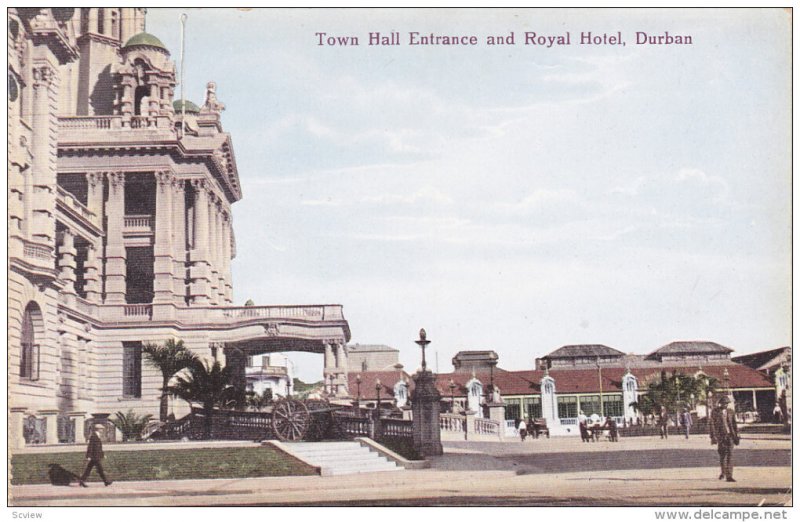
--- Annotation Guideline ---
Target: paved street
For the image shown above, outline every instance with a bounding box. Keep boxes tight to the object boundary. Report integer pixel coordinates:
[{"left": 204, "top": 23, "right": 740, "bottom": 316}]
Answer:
[{"left": 9, "top": 435, "right": 791, "bottom": 507}]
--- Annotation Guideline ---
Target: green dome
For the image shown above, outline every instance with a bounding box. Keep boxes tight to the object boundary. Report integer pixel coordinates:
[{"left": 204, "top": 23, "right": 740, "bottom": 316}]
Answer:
[
  {"left": 173, "top": 99, "right": 200, "bottom": 114},
  {"left": 122, "top": 32, "right": 168, "bottom": 52}
]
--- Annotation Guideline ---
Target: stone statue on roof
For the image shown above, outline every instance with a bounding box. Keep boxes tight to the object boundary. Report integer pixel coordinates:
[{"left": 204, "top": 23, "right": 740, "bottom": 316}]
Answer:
[{"left": 202, "top": 81, "right": 225, "bottom": 113}]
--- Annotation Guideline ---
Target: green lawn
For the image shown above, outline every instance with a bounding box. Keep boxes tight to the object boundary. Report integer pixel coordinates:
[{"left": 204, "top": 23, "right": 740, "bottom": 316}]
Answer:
[{"left": 11, "top": 446, "right": 318, "bottom": 485}]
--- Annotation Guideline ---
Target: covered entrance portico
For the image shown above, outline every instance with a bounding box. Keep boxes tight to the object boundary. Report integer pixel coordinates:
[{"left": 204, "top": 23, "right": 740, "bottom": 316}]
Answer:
[{"left": 207, "top": 305, "right": 351, "bottom": 397}]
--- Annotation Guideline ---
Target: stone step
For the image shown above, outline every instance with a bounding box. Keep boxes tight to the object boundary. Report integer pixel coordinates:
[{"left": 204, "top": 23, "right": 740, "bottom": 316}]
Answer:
[{"left": 282, "top": 441, "right": 402, "bottom": 475}]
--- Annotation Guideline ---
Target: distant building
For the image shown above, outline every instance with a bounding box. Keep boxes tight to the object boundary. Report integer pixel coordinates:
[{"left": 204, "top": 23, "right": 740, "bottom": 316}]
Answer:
[
  {"left": 451, "top": 350, "right": 499, "bottom": 373},
  {"left": 347, "top": 344, "right": 399, "bottom": 372},
  {"left": 246, "top": 353, "right": 294, "bottom": 398},
  {"left": 436, "top": 341, "right": 781, "bottom": 434}
]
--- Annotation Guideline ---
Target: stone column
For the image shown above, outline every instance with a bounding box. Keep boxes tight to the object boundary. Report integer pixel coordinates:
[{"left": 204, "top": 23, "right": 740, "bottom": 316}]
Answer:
[
  {"left": 215, "top": 205, "right": 226, "bottom": 303},
  {"left": 207, "top": 195, "right": 220, "bottom": 305},
  {"left": 40, "top": 409, "right": 60, "bottom": 445},
  {"left": 83, "top": 244, "right": 101, "bottom": 302},
  {"left": 221, "top": 212, "right": 232, "bottom": 303},
  {"left": 58, "top": 227, "right": 77, "bottom": 297},
  {"left": 411, "top": 369, "right": 443, "bottom": 456},
  {"left": 323, "top": 342, "right": 334, "bottom": 392},
  {"left": 30, "top": 63, "right": 59, "bottom": 247},
  {"left": 189, "top": 179, "right": 211, "bottom": 305},
  {"left": 9, "top": 408, "right": 27, "bottom": 449},
  {"left": 86, "top": 172, "right": 104, "bottom": 228},
  {"left": 153, "top": 170, "right": 174, "bottom": 305},
  {"left": 104, "top": 172, "right": 126, "bottom": 304},
  {"left": 172, "top": 178, "right": 186, "bottom": 304},
  {"left": 335, "top": 342, "right": 348, "bottom": 396}
]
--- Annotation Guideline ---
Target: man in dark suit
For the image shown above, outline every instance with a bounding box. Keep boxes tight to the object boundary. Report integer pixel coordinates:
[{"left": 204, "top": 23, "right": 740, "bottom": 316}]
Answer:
[
  {"left": 79, "top": 424, "right": 112, "bottom": 487},
  {"left": 709, "top": 395, "right": 739, "bottom": 482}
]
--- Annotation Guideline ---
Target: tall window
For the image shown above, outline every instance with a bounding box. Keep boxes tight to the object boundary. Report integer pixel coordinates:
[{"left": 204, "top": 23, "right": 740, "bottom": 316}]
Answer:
[
  {"left": 20, "top": 303, "right": 40, "bottom": 380},
  {"left": 603, "top": 394, "right": 624, "bottom": 417},
  {"left": 524, "top": 396, "right": 542, "bottom": 419},
  {"left": 505, "top": 398, "right": 521, "bottom": 420},
  {"left": 579, "top": 395, "right": 601, "bottom": 416},
  {"left": 557, "top": 396, "right": 577, "bottom": 418},
  {"left": 122, "top": 342, "right": 142, "bottom": 398}
]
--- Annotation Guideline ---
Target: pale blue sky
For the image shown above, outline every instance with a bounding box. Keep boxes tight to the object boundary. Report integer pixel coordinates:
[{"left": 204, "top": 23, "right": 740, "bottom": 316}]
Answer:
[{"left": 148, "top": 8, "right": 791, "bottom": 381}]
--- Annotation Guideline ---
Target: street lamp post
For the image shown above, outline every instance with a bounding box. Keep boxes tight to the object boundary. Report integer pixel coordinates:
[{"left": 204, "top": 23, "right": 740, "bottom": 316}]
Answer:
[
  {"left": 415, "top": 329, "right": 431, "bottom": 371},
  {"left": 596, "top": 356, "right": 605, "bottom": 418},
  {"left": 449, "top": 379, "right": 457, "bottom": 413},
  {"left": 355, "top": 374, "right": 362, "bottom": 414},
  {"left": 375, "top": 379, "right": 382, "bottom": 419}
]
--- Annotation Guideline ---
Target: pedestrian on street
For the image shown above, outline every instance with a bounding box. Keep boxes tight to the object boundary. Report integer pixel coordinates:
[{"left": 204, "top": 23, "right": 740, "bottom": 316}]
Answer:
[
  {"left": 577, "top": 410, "right": 590, "bottom": 442},
  {"left": 658, "top": 404, "right": 669, "bottom": 439},
  {"left": 79, "top": 424, "right": 113, "bottom": 487},
  {"left": 710, "top": 395, "right": 739, "bottom": 482},
  {"left": 518, "top": 418, "right": 527, "bottom": 441},
  {"left": 679, "top": 408, "right": 693, "bottom": 439},
  {"left": 773, "top": 403, "right": 783, "bottom": 424}
]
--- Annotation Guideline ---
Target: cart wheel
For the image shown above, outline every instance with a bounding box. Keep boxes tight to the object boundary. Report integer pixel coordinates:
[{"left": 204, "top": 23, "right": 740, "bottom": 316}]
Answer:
[{"left": 271, "top": 398, "right": 310, "bottom": 441}]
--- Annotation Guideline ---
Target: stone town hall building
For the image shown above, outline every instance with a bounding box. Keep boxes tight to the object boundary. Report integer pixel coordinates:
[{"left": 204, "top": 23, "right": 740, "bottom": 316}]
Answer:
[{"left": 8, "top": 8, "right": 351, "bottom": 447}]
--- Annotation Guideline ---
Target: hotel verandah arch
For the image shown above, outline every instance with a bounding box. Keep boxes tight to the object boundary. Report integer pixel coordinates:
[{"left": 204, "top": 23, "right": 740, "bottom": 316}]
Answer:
[{"left": 8, "top": 8, "right": 350, "bottom": 447}]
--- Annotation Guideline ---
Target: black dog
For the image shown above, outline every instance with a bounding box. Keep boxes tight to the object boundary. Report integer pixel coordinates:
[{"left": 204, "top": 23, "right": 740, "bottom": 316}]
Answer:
[{"left": 47, "top": 464, "right": 82, "bottom": 486}]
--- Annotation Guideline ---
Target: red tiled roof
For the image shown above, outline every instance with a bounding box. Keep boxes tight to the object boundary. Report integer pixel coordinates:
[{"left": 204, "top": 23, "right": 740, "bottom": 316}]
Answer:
[
  {"left": 434, "top": 363, "right": 773, "bottom": 397},
  {"left": 347, "top": 370, "right": 412, "bottom": 400}
]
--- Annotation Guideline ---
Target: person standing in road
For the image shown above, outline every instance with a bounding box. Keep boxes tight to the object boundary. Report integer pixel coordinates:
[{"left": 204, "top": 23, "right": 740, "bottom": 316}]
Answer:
[
  {"left": 79, "top": 424, "right": 113, "bottom": 487},
  {"left": 710, "top": 395, "right": 739, "bottom": 482},
  {"left": 518, "top": 418, "right": 527, "bottom": 441},
  {"left": 679, "top": 408, "right": 693, "bottom": 439},
  {"left": 658, "top": 404, "right": 669, "bottom": 439}
]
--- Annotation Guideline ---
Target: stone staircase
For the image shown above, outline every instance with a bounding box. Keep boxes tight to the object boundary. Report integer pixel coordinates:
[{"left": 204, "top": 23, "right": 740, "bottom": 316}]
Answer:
[{"left": 282, "top": 441, "right": 404, "bottom": 476}]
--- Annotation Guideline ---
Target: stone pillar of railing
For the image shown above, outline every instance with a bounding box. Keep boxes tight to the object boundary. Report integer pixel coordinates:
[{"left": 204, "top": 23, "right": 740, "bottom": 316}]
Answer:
[
  {"left": 58, "top": 227, "right": 77, "bottom": 301},
  {"left": 189, "top": 179, "right": 211, "bottom": 305},
  {"left": 9, "top": 408, "right": 27, "bottom": 449},
  {"left": 411, "top": 369, "right": 443, "bottom": 456},
  {"left": 68, "top": 411, "right": 87, "bottom": 443},
  {"left": 171, "top": 177, "right": 186, "bottom": 305},
  {"left": 40, "top": 409, "right": 60, "bottom": 445},
  {"left": 86, "top": 172, "right": 104, "bottom": 228},
  {"left": 104, "top": 172, "right": 127, "bottom": 304},
  {"left": 153, "top": 171, "right": 175, "bottom": 312}
]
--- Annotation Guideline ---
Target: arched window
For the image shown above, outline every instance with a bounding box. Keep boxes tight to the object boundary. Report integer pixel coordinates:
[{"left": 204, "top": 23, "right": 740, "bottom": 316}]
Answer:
[{"left": 20, "top": 303, "right": 41, "bottom": 380}]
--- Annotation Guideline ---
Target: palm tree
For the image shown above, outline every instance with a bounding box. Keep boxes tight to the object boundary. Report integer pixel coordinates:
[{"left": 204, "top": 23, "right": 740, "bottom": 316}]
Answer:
[
  {"left": 109, "top": 409, "right": 154, "bottom": 441},
  {"left": 169, "top": 359, "right": 239, "bottom": 439},
  {"left": 142, "top": 339, "right": 198, "bottom": 422}
]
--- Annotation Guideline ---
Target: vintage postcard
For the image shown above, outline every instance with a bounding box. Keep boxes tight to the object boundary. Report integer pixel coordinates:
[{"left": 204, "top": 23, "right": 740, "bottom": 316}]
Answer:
[{"left": 6, "top": 7, "right": 791, "bottom": 512}]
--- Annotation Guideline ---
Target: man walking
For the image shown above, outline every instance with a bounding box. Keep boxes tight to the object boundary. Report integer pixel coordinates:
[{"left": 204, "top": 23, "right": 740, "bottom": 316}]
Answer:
[
  {"left": 79, "top": 424, "right": 112, "bottom": 487},
  {"left": 710, "top": 396, "right": 739, "bottom": 482}
]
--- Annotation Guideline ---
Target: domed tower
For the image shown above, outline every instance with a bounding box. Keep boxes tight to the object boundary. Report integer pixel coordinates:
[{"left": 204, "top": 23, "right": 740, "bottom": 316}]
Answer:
[
  {"left": 72, "top": 8, "right": 146, "bottom": 115},
  {"left": 114, "top": 32, "right": 176, "bottom": 127}
]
